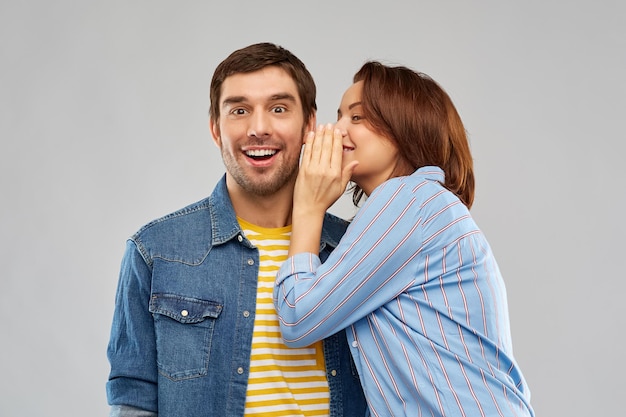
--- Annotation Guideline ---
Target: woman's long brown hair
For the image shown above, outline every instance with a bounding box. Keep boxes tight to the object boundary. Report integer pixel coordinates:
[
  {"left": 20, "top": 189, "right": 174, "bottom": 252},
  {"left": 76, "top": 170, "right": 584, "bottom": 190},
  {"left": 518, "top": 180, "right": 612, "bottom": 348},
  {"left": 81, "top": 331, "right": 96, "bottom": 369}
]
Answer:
[{"left": 351, "top": 61, "right": 475, "bottom": 209}]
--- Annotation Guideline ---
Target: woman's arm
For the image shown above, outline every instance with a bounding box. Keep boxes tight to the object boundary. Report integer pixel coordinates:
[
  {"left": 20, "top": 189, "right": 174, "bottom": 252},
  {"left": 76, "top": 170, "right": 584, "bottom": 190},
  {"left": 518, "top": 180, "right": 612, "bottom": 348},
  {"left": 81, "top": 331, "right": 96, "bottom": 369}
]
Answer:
[
  {"left": 289, "top": 124, "right": 358, "bottom": 256},
  {"left": 275, "top": 176, "right": 423, "bottom": 347}
]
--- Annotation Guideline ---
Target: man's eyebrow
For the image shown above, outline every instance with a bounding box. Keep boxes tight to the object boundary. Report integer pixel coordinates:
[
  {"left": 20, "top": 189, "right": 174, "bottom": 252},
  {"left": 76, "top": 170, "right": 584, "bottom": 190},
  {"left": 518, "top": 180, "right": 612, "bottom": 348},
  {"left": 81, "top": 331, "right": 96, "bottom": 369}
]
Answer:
[
  {"left": 221, "top": 96, "right": 246, "bottom": 108},
  {"left": 269, "top": 93, "right": 297, "bottom": 103},
  {"left": 221, "top": 93, "right": 297, "bottom": 108}
]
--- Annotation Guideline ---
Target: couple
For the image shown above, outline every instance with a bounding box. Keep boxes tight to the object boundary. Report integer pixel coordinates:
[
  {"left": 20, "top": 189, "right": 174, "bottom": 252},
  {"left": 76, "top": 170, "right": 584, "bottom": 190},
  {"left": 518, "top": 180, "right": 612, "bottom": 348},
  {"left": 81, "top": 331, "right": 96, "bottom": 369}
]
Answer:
[{"left": 107, "top": 42, "right": 534, "bottom": 417}]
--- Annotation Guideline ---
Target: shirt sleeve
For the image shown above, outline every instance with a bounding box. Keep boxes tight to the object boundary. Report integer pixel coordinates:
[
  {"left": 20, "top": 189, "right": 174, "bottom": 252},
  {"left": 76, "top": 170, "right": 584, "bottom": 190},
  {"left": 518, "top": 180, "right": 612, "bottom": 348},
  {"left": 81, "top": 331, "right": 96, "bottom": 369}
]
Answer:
[
  {"left": 106, "top": 240, "right": 158, "bottom": 412},
  {"left": 110, "top": 405, "right": 158, "bottom": 417},
  {"left": 274, "top": 180, "right": 423, "bottom": 347}
]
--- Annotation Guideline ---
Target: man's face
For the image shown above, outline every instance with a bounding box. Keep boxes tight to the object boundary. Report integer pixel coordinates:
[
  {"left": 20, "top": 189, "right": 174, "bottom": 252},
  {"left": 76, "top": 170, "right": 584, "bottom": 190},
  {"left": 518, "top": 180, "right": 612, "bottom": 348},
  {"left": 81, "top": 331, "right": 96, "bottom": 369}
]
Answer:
[{"left": 211, "top": 66, "right": 314, "bottom": 197}]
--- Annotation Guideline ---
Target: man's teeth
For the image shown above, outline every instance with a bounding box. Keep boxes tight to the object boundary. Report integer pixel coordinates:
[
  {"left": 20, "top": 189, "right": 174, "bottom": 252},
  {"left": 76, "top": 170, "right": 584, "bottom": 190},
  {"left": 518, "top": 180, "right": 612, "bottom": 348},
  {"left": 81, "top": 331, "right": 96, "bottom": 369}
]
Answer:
[{"left": 246, "top": 149, "right": 277, "bottom": 157}]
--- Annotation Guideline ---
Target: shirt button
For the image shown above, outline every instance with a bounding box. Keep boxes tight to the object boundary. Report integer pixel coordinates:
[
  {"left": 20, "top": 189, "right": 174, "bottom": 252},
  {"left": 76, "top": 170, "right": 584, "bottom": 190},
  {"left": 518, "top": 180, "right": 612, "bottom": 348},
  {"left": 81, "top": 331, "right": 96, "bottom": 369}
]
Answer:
[
  {"left": 237, "top": 367, "right": 244, "bottom": 375},
  {"left": 330, "top": 370, "right": 337, "bottom": 377},
  {"left": 243, "top": 310, "right": 250, "bottom": 318},
  {"left": 238, "top": 235, "right": 243, "bottom": 242},
  {"left": 181, "top": 310, "right": 189, "bottom": 317},
  {"left": 247, "top": 259, "right": 254, "bottom": 266},
  {"left": 351, "top": 341, "right": 358, "bottom": 348}
]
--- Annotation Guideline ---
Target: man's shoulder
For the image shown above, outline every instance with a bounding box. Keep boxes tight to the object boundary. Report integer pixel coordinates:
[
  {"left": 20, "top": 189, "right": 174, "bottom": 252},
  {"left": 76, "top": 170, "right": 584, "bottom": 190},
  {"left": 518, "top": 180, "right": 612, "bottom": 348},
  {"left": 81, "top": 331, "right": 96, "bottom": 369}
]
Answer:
[
  {"left": 131, "top": 176, "right": 230, "bottom": 240},
  {"left": 133, "top": 196, "right": 213, "bottom": 239},
  {"left": 128, "top": 196, "right": 219, "bottom": 264},
  {"left": 323, "top": 211, "right": 350, "bottom": 227},
  {"left": 321, "top": 212, "right": 350, "bottom": 247}
]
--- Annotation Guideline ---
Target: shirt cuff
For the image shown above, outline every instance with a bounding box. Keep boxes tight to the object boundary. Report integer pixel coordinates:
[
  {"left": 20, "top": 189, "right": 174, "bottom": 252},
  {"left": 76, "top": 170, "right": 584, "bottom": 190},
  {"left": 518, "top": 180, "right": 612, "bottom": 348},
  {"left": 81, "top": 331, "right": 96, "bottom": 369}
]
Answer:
[{"left": 110, "top": 405, "right": 157, "bottom": 417}]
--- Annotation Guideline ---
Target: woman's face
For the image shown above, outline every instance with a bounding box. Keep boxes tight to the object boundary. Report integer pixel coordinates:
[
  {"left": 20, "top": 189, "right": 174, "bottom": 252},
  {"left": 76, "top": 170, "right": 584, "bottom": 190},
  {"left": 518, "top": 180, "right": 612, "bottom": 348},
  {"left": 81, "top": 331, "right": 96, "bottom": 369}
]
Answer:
[{"left": 336, "top": 81, "right": 400, "bottom": 196}]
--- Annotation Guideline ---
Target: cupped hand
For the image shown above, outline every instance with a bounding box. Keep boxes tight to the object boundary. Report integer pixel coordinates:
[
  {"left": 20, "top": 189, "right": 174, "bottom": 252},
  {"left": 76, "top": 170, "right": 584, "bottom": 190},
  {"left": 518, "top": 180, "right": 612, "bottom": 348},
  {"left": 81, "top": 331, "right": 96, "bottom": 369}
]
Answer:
[{"left": 293, "top": 124, "right": 359, "bottom": 216}]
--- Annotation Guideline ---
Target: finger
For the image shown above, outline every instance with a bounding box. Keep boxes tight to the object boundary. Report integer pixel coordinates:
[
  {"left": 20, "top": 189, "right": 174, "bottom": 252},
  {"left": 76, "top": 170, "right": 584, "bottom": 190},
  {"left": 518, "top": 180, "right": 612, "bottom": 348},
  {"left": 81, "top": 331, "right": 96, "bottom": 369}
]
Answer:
[
  {"left": 342, "top": 160, "right": 359, "bottom": 186},
  {"left": 330, "top": 127, "right": 343, "bottom": 171},
  {"left": 300, "top": 130, "right": 315, "bottom": 168},
  {"left": 317, "top": 123, "right": 333, "bottom": 166},
  {"left": 309, "top": 124, "right": 325, "bottom": 164}
]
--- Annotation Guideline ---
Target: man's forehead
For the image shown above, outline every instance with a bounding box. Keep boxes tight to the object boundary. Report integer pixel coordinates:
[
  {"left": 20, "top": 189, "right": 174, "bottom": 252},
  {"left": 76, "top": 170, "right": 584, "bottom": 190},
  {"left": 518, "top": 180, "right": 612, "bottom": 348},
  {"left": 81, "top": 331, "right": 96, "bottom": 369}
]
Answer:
[{"left": 220, "top": 67, "right": 300, "bottom": 104}]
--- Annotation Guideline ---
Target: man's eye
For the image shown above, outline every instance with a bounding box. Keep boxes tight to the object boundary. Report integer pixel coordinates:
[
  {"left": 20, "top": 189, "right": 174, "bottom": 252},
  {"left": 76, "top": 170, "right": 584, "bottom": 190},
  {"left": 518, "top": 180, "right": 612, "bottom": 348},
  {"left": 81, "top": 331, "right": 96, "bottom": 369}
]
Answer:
[
  {"left": 272, "top": 106, "right": 287, "bottom": 114},
  {"left": 231, "top": 108, "right": 247, "bottom": 115}
]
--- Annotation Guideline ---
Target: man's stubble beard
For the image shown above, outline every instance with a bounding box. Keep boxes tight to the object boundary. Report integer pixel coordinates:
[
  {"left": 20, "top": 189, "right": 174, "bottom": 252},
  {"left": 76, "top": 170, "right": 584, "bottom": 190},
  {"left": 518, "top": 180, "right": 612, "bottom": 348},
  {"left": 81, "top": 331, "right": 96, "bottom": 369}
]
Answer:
[{"left": 221, "top": 146, "right": 301, "bottom": 197}]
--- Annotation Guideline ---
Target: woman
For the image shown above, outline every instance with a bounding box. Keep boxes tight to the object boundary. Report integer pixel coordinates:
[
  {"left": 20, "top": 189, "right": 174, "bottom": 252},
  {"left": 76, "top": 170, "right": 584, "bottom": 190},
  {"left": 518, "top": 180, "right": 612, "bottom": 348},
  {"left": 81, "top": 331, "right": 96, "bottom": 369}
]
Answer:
[{"left": 273, "top": 61, "right": 534, "bottom": 416}]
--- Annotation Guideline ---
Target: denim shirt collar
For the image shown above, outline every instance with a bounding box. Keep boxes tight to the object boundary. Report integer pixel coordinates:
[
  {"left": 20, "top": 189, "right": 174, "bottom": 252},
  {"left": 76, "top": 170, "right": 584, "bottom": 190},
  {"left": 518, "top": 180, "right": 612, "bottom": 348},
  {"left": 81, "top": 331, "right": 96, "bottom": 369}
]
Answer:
[
  {"left": 208, "top": 175, "right": 244, "bottom": 245},
  {"left": 207, "top": 175, "right": 343, "bottom": 251}
]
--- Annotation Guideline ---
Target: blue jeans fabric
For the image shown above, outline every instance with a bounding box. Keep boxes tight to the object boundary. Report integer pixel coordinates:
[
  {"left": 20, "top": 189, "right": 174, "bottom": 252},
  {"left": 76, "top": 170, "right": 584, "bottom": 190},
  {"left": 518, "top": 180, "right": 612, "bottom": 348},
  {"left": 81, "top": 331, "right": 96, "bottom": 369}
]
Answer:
[{"left": 106, "top": 175, "right": 366, "bottom": 417}]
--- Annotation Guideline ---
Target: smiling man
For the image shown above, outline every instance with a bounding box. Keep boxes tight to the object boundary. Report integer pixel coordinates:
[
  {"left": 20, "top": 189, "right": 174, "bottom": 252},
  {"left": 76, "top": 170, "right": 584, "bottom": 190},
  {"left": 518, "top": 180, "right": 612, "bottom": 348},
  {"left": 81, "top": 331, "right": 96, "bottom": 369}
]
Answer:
[
  {"left": 212, "top": 65, "right": 307, "bottom": 210},
  {"left": 106, "top": 43, "right": 365, "bottom": 417}
]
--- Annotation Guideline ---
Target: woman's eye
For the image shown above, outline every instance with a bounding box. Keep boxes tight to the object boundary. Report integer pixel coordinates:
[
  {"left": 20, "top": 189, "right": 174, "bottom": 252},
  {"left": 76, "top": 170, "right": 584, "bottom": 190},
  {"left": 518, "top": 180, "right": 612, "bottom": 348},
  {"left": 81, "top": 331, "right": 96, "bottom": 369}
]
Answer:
[{"left": 352, "top": 114, "right": 363, "bottom": 122}]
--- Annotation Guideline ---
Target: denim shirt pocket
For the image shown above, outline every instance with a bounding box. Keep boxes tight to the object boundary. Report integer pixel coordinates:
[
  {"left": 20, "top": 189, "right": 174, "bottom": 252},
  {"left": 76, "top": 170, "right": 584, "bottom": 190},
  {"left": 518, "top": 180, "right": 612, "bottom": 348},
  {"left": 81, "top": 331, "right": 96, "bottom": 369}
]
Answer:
[{"left": 149, "top": 293, "right": 223, "bottom": 381}]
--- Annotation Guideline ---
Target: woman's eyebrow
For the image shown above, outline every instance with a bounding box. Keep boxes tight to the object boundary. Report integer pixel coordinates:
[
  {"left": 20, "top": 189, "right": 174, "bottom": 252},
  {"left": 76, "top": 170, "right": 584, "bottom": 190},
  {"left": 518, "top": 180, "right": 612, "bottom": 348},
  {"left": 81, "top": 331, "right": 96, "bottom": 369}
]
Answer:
[
  {"left": 348, "top": 101, "right": 362, "bottom": 110},
  {"left": 338, "top": 101, "right": 363, "bottom": 116}
]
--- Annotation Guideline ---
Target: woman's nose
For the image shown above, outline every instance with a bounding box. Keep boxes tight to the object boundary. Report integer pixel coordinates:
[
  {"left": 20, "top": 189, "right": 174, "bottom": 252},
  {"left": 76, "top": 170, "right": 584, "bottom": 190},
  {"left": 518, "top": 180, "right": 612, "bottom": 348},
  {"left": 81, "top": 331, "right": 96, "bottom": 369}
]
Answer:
[{"left": 334, "top": 118, "right": 348, "bottom": 136}]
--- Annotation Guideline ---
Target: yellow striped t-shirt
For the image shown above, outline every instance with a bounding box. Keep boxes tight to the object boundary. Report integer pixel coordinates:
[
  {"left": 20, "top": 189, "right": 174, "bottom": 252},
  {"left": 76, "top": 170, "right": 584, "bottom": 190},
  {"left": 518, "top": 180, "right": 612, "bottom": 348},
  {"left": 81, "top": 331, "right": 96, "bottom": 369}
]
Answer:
[{"left": 239, "top": 218, "right": 330, "bottom": 417}]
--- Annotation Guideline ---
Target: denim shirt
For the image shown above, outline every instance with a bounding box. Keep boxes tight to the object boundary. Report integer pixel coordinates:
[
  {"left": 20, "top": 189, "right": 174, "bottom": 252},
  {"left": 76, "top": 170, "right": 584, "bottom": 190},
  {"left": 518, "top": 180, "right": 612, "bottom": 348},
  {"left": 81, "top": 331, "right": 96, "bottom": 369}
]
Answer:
[{"left": 106, "top": 176, "right": 366, "bottom": 417}]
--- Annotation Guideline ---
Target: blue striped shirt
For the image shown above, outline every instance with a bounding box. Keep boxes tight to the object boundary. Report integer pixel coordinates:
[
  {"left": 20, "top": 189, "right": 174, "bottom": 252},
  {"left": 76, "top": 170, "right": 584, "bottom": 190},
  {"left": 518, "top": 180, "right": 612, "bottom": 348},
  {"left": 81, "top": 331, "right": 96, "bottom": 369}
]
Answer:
[{"left": 274, "top": 167, "right": 534, "bottom": 417}]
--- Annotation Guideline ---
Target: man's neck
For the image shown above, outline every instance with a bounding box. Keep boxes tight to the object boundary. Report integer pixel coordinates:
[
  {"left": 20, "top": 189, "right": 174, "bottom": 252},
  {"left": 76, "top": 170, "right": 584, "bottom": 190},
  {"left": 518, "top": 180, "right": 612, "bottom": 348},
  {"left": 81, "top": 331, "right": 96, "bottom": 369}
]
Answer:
[{"left": 227, "top": 179, "right": 294, "bottom": 229}]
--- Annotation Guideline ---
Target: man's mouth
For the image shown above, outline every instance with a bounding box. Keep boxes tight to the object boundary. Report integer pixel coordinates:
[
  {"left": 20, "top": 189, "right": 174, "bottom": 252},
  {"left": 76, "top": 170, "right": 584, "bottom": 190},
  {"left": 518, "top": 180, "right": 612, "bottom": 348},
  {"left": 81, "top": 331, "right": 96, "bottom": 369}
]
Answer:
[{"left": 245, "top": 149, "right": 277, "bottom": 160}]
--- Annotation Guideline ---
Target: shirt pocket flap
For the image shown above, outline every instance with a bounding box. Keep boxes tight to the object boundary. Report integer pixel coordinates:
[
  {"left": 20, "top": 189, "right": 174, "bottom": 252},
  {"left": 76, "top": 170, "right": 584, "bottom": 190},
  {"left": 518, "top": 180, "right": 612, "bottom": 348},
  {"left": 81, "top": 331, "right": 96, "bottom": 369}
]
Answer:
[{"left": 149, "top": 294, "right": 223, "bottom": 324}]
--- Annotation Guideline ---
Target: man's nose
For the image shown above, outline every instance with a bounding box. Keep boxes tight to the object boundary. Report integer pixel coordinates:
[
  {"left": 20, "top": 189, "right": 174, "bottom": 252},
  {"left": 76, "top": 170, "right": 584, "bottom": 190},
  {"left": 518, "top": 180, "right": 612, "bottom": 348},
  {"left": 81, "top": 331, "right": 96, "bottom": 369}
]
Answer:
[{"left": 247, "top": 111, "right": 271, "bottom": 138}]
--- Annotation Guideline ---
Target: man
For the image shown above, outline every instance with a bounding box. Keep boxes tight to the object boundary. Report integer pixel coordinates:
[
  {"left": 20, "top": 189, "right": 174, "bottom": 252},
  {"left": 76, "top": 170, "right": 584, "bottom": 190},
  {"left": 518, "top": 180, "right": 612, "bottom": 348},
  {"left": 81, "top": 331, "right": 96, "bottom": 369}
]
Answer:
[{"left": 106, "top": 43, "right": 366, "bottom": 417}]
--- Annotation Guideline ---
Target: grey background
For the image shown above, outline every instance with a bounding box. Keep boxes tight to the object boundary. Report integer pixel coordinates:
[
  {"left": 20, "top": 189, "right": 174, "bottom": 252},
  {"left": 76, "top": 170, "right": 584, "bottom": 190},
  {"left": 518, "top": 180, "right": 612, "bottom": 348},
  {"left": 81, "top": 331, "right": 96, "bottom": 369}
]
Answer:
[{"left": 1, "top": 1, "right": 624, "bottom": 416}]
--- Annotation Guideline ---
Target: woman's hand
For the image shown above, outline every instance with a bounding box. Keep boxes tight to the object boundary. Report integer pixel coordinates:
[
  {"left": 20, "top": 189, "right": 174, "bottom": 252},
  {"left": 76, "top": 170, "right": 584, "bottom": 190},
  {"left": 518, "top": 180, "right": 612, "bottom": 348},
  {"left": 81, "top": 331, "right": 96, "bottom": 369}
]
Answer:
[
  {"left": 294, "top": 124, "right": 359, "bottom": 217},
  {"left": 288, "top": 124, "right": 358, "bottom": 257}
]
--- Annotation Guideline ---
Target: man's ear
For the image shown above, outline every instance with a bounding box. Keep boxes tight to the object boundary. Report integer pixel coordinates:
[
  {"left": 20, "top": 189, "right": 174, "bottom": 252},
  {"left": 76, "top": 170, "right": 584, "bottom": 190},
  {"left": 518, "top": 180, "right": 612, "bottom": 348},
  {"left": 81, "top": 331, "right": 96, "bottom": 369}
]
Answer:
[
  {"left": 209, "top": 118, "right": 221, "bottom": 147},
  {"left": 305, "top": 111, "right": 316, "bottom": 137}
]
